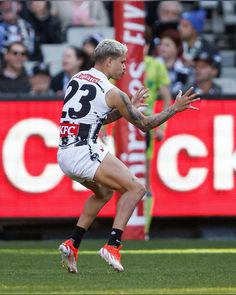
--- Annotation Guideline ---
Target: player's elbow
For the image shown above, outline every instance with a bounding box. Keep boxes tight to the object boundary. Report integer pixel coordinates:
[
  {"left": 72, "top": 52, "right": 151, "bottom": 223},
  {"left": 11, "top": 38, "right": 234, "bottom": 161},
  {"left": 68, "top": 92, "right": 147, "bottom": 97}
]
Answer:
[
  {"left": 133, "top": 122, "right": 147, "bottom": 132},
  {"left": 139, "top": 125, "right": 148, "bottom": 132},
  {"left": 137, "top": 119, "right": 149, "bottom": 132}
]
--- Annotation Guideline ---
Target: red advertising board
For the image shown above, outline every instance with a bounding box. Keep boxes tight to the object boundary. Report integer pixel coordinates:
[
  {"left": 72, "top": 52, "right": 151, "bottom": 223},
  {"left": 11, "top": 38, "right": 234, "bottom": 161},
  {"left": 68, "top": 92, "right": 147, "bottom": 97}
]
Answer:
[
  {"left": 0, "top": 100, "right": 116, "bottom": 217},
  {"left": 0, "top": 99, "right": 236, "bottom": 218},
  {"left": 151, "top": 99, "right": 236, "bottom": 216}
]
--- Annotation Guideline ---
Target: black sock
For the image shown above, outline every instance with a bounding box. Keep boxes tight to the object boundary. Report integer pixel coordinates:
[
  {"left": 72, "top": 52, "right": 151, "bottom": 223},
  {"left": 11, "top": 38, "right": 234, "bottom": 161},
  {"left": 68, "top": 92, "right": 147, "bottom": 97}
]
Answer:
[
  {"left": 107, "top": 228, "right": 123, "bottom": 248},
  {"left": 70, "top": 226, "right": 86, "bottom": 249}
]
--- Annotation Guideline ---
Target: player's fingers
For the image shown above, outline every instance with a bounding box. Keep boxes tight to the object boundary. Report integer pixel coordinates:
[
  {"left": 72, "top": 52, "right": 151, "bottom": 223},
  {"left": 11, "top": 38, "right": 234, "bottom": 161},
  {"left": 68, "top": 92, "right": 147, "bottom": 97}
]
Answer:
[
  {"left": 137, "top": 86, "right": 145, "bottom": 94},
  {"left": 188, "top": 105, "right": 199, "bottom": 110},
  {"left": 134, "top": 87, "right": 147, "bottom": 99},
  {"left": 183, "top": 86, "right": 194, "bottom": 97},
  {"left": 140, "top": 88, "right": 149, "bottom": 97},
  {"left": 133, "top": 87, "right": 143, "bottom": 98},
  {"left": 190, "top": 97, "right": 201, "bottom": 103},
  {"left": 189, "top": 92, "right": 200, "bottom": 100},
  {"left": 176, "top": 89, "right": 182, "bottom": 99},
  {"left": 143, "top": 94, "right": 149, "bottom": 99}
]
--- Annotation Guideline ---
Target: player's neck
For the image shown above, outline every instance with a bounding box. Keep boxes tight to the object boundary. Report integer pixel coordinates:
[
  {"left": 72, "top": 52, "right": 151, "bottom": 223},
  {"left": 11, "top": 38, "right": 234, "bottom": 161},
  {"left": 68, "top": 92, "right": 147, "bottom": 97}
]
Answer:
[{"left": 94, "top": 64, "right": 110, "bottom": 79}]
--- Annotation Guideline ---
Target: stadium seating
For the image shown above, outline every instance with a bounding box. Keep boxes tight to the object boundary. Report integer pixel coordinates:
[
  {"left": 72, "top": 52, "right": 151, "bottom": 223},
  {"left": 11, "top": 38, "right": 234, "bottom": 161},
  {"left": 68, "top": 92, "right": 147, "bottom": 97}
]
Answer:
[
  {"left": 222, "top": 1, "right": 236, "bottom": 25},
  {"left": 39, "top": 27, "right": 115, "bottom": 75},
  {"left": 41, "top": 43, "right": 69, "bottom": 75},
  {"left": 214, "top": 77, "right": 236, "bottom": 94},
  {"left": 221, "top": 67, "right": 236, "bottom": 79},
  {"left": 66, "top": 26, "right": 114, "bottom": 47},
  {"left": 220, "top": 50, "right": 235, "bottom": 67},
  {"left": 37, "top": 12, "right": 236, "bottom": 91}
]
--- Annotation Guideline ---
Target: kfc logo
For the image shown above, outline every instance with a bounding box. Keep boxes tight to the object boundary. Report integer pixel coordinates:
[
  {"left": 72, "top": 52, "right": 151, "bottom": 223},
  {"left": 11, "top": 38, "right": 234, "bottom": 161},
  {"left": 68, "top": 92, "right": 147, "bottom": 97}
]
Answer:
[{"left": 60, "top": 123, "right": 79, "bottom": 137}]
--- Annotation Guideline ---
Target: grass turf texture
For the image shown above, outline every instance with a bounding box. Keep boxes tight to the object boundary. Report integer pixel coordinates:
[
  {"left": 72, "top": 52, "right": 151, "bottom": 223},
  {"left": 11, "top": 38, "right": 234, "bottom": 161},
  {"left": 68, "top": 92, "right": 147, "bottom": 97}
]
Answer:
[{"left": 0, "top": 239, "right": 236, "bottom": 294}]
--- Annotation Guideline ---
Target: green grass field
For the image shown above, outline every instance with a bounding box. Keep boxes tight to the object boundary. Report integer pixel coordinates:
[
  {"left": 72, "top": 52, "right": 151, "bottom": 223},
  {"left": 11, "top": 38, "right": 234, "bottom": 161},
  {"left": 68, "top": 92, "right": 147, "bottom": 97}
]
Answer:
[{"left": 1, "top": 239, "right": 236, "bottom": 294}]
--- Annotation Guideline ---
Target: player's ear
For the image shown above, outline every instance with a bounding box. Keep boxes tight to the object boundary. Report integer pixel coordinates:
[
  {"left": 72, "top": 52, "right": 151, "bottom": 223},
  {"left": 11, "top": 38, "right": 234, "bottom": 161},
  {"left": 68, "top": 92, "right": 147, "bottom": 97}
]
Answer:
[{"left": 107, "top": 57, "right": 113, "bottom": 67}]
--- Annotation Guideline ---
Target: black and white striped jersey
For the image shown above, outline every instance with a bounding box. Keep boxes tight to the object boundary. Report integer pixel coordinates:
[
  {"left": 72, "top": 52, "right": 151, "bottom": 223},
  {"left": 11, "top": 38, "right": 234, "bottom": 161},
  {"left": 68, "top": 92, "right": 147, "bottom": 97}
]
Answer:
[{"left": 59, "top": 67, "right": 115, "bottom": 149}]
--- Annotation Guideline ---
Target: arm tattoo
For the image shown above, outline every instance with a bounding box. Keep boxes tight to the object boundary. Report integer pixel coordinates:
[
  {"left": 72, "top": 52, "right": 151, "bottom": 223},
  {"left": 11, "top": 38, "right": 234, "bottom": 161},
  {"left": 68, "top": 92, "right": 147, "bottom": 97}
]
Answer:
[
  {"left": 144, "top": 106, "right": 176, "bottom": 130},
  {"left": 118, "top": 91, "right": 177, "bottom": 132},
  {"left": 119, "top": 91, "right": 143, "bottom": 122},
  {"left": 103, "top": 109, "right": 122, "bottom": 125}
]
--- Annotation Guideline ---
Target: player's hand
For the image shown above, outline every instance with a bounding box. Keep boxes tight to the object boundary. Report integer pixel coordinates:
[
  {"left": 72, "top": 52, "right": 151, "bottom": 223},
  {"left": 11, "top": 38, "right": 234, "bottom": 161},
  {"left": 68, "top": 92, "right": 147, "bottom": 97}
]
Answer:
[
  {"left": 131, "top": 86, "right": 149, "bottom": 108},
  {"left": 173, "top": 87, "right": 200, "bottom": 112}
]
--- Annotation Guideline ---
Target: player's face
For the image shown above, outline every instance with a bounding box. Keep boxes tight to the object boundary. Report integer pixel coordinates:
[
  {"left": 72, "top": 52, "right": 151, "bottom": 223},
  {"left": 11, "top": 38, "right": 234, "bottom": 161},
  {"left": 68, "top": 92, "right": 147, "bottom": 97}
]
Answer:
[{"left": 109, "top": 55, "right": 126, "bottom": 80}]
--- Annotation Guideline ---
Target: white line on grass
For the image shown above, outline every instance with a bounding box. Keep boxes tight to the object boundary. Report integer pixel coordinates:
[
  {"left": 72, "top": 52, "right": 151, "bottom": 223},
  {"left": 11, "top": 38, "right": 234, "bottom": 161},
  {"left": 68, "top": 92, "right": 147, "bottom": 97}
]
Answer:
[
  {"left": 1, "top": 248, "right": 236, "bottom": 255},
  {"left": 2, "top": 287, "right": 236, "bottom": 294}
]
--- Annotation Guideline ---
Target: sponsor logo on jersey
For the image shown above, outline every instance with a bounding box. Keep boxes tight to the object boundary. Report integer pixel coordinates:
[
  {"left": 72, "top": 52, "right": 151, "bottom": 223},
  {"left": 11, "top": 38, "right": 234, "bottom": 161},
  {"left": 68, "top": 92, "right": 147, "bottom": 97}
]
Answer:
[
  {"left": 90, "top": 153, "right": 99, "bottom": 161},
  {"left": 76, "top": 73, "right": 101, "bottom": 84},
  {"left": 60, "top": 122, "right": 79, "bottom": 137}
]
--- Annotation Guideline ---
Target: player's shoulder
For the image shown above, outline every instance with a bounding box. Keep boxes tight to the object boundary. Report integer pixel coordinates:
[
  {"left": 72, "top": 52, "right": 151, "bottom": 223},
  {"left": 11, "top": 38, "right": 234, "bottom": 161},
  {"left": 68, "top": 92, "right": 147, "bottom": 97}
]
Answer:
[
  {"left": 106, "top": 85, "right": 120, "bottom": 97},
  {"left": 107, "top": 87, "right": 129, "bottom": 107},
  {"left": 105, "top": 86, "right": 126, "bottom": 108}
]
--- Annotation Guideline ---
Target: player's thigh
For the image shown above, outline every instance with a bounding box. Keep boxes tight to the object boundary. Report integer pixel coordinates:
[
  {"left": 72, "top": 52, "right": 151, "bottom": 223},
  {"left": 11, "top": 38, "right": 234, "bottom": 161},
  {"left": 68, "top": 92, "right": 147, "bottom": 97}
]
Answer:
[
  {"left": 94, "top": 152, "right": 145, "bottom": 193},
  {"left": 81, "top": 180, "right": 113, "bottom": 201}
]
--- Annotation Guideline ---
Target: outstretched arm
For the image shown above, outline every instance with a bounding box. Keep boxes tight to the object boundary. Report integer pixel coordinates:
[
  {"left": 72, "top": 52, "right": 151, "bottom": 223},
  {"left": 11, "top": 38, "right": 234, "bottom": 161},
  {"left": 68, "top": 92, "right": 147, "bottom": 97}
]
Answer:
[
  {"left": 106, "top": 87, "right": 200, "bottom": 132},
  {"left": 102, "top": 108, "right": 122, "bottom": 125},
  {"left": 103, "top": 87, "right": 149, "bottom": 125}
]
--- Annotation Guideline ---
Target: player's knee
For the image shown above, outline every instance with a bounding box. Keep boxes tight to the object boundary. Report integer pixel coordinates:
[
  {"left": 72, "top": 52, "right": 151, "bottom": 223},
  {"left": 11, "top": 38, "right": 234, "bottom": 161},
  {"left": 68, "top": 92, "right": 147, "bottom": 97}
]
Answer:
[
  {"left": 102, "top": 188, "right": 113, "bottom": 202},
  {"left": 132, "top": 181, "right": 147, "bottom": 200},
  {"left": 96, "top": 187, "right": 113, "bottom": 202}
]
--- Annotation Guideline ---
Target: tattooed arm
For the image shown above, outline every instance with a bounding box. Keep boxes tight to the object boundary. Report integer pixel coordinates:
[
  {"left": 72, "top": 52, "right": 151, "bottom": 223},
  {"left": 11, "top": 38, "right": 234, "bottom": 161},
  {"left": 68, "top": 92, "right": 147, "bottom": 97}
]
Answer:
[
  {"left": 117, "top": 90, "right": 177, "bottom": 132},
  {"left": 103, "top": 87, "right": 149, "bottom": 125},
  {"left": 105, "top": 87, "right": 200, "bottom": 132},
  {"left": 102, "top": 108, "right": 122, "bottom": 125}
]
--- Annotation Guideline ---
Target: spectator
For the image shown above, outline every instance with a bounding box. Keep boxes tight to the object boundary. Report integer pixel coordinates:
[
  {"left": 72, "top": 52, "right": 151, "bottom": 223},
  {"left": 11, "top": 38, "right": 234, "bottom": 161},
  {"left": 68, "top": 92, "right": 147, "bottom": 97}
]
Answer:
[
  {"left": 179, "top": 9, "right": 213, "bottom": 65},
  {"left": 82, "top": 33, "right": 104, "bottom": 58},
  {"left": 156, "top": 29, "right": 190, "bottom": 96},
  {"left": 30, "top": 62, "right": 53, "bottom": 95},
  {"left": 50, "top": 46, "right": 91, "bottom": 95},
  {"left": 148, "top": 2, "right": 183, "bottom": 61},
  {"left": 157, "top": 1, "right": 183, "bottom": 23},
  {"left": 21, "top": 1, "right": 63, "bottom": 51},
  {"left": 0, "top": 1, "right": 36, "bottom": 60},
  {"left": 189, "top": 49, "right": 222, "bottom": 95},
  {"left": 0, "top": 41, "right": 31, "bottom": 93},
  {"left": 145, "top": 1, "right": 183, "bottom": 28},
  {"left": 51, "top": 0, "right": 109, "bottom": 32}
]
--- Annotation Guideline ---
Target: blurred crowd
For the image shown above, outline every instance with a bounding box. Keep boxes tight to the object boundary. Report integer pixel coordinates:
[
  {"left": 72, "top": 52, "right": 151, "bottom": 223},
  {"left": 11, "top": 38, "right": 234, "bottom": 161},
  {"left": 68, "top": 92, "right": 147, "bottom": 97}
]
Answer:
[{"left": 0, "top": 0, "right": 230, "bottom": 97}]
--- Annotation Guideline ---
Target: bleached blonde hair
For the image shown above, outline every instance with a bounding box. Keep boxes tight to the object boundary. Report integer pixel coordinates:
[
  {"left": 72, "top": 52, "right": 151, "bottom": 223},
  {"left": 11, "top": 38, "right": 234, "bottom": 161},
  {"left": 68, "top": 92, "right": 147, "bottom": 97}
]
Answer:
[{"left": 94, "top": 39, "right": 127, "bottom": 63}]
